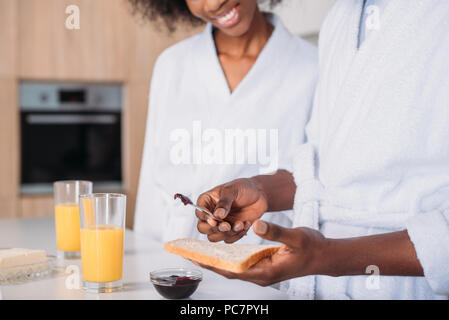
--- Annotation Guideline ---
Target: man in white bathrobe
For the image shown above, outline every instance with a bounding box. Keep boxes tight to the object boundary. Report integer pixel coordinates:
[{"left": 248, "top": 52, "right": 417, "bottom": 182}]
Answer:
[{"left": 196, "top": 0, "right": 449, "bottom": 299}]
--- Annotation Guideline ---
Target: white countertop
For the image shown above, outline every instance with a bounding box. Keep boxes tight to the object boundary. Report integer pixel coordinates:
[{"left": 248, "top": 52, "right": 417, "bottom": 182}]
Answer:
[{"left": 0, "top": 217, "right": 289, "bottom": 300}]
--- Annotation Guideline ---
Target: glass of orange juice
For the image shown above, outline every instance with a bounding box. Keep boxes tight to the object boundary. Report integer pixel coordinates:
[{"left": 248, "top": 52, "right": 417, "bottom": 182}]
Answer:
[
  {"left": 53, "top": 180, "right": 93, "bottom": 259},
  {"left": 79, "top": 193, "right": 126, "bottom": 293}
]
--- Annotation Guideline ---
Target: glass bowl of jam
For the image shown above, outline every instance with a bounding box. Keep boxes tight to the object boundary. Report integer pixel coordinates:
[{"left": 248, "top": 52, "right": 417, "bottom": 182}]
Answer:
[{"left": 150, "top": 268, "right": 202, "bottom": 299}]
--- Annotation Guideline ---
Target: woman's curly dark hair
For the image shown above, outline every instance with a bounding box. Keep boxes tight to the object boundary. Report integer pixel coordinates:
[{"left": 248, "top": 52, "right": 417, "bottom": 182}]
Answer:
[{"left": 129, "top": 0, "right": 282, "bottom": 31}]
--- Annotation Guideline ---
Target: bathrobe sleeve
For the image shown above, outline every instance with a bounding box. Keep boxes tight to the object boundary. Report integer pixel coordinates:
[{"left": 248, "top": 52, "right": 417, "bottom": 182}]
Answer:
[{"left": 406, "top": 210, "right": 449, "bottom": 294}]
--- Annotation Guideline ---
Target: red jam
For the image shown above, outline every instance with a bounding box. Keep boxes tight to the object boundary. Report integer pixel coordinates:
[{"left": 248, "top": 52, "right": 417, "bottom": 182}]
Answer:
[
  {"left": 153, "top": 275, "right": 201, "bottom": 299},
  {"left": 174, "top": 193, "right": 193, "bottom": 206}
]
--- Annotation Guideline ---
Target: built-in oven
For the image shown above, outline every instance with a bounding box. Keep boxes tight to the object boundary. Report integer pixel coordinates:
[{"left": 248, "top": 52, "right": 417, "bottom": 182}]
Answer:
[{"left": 19, "top": 82, "right": 123, "bottom": 194}]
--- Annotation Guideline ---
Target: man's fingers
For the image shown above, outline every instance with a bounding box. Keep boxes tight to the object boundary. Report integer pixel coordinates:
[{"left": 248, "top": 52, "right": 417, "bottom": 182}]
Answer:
[
  {"left": 195, "top": 208, "right": 208, "bottom": 221},
  {"left": 194, "top": 262, "right": 238, "bottom": 279},
  {"left": 216, "top": 220, "right": 245, "bottom": 234},
  {"left": 195, "top": 261, "right": 264, "bottom": 282},
  {"left": 195, "top": 256, "right": 277, "bottom": 286},
  {"left": 207, "top": 232, "right": 228, "bottom": 242},
  {"left": 207, "top": 229, "right": 242, "bottom": 242},
  {"left": 232, "top": 220, "right": 244, "bottom": 232},
  {"left": 196, "top": 192, "right": 218, "bottom": 220},
  {"left": 196, "top": 187, "right": 237, "bottom": 222},
  {"left": 218, "top": 221, "right": 231, "bottom": 232},
  {"left": 197, "top": 221, "right": 218, "bottom": 235},
  {"left": 252, "top": 220, "right": 300, "bottom": 246},
  {"left": 223, "top": 230, "right": 247, "bottom": 244},
  {"left": 195, "top": 206, "right": 218, "bottom": 227},
  {"left": 213, "top": 185, "right": 238, "bottom": 220},
  {"left": 207, "top": 217, "right": 217, "bottom": 227}
]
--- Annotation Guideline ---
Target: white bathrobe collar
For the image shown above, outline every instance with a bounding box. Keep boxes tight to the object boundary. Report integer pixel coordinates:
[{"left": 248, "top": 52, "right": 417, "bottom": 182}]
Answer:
[
  {"left": 194, "top": 14, "right": 288, "bottom": 102},
  {"left": 319, "top": 0, "right": 426, "bottom": 172},
  {"left": 188, "top": 14, "right": 293, "bottom": 185}
]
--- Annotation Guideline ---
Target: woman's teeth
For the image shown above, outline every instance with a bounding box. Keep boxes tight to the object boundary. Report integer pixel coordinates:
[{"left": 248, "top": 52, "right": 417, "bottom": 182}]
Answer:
[{"left": 217, "top": 6, "right": 239, "bottom": 26}]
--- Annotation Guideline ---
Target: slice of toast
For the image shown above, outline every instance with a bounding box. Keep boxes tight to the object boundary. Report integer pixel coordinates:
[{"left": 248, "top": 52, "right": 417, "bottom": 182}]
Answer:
[{"left": 164, "top": 238, "right": 281, "bottom": 273}]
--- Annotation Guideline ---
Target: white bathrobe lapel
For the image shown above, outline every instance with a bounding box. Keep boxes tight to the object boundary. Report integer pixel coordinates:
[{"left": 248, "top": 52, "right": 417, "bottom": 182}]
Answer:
[
  {"left": 228, "top": 16, "right": 287, "bottom": 101},
  {"left": 194, "top": 16, "right": 287, "bottom": 102},
  {"left": 191, "top": 16, "right": 291, "bottom": 184},
  {"left": 196, "top": 23, "right": 232, "bottom": 103},
  {"left": 320, "top": 0, "right": 425, "bottom": 177}
]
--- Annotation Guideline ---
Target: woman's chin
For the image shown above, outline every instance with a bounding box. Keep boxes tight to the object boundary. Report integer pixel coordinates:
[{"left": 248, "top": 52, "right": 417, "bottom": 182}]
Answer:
[{"left": 213, "top": 20, "right": 252, "bottom": 38}]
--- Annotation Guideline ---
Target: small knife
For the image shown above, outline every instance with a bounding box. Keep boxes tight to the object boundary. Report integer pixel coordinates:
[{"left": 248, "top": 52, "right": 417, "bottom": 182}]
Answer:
[{"left": 174, "top": 193, "right": 224, "bottom": 222}]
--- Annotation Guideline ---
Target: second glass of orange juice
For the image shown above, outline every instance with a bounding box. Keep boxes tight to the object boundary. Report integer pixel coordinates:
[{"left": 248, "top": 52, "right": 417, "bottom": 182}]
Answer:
[
  {"left": 79, "top": 193, "right": 126, "bottom": 293},
  {"left": 53, "top": 180, "right": 93, "bottom": 259}
]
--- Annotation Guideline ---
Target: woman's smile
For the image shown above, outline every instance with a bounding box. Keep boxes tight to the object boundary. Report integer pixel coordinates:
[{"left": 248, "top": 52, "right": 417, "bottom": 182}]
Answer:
[
  {"left": 183, "top": 0, "right": 263, "bottom": 38},
  {"left": 214, "top": 3, "right": 240, "bottom": 28}
]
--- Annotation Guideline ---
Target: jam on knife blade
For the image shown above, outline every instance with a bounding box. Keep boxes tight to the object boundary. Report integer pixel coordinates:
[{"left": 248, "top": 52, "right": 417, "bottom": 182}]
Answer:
[{"left": 174, "top": 193, "right": 193, "bottom": 206}]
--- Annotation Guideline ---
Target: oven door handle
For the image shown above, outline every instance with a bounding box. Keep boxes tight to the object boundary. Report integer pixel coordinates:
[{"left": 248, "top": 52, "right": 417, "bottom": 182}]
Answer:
[{"left": 26, "top": 114, "right": 118, "bottom": 125}]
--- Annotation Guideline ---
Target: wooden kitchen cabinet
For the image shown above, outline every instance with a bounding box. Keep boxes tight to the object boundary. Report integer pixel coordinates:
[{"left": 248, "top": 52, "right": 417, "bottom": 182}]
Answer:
[
  {"left": 0, "top": 0, "right": 19, "bottom": 219},
  {"left": 19, "top": 195, "right": 54, "bottom": 218},
  {"left": 18, "top": 0, "right": 130, "bottom": 81},
  {"left": 0, "top": 79, "right": 19, "bottom": 219},
  {"left": 0, "top": 0, "right": 18, "bottom": 78}
]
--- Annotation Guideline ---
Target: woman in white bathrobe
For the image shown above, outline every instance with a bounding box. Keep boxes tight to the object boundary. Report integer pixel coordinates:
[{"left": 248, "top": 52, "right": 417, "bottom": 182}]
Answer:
[
  {"left": 196, "top": 0, "right": 449, "bottom": 299},
  {"left": 131, "top": 0, "right": 317, "bottom": 243}
]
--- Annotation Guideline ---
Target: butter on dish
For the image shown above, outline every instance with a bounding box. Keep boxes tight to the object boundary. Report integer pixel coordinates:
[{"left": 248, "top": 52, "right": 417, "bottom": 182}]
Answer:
[{"left": 0, "top": 248, "right": 48, "bottom": 274}]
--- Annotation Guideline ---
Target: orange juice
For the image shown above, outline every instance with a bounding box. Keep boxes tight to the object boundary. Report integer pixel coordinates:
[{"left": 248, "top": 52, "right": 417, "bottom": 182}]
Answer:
[
  {"left": 54, "top": 204, "right": 81, "bottom": 252},
  {"left": 80, "top": 226, "right": 124, "bottom": 283}
]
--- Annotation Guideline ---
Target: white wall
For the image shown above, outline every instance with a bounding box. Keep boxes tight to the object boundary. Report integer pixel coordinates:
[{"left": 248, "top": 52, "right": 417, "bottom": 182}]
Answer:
[{"left": 263, "top": 0, "right": 336, "bottom": 43}]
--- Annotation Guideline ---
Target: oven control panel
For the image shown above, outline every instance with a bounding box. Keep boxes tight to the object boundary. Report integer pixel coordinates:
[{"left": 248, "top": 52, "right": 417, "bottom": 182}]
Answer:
[{"left": 19, "top": 82, "right": 122, "bottom": 112}]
